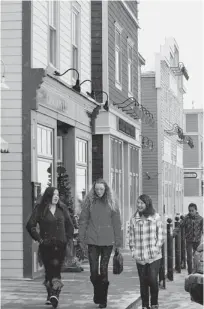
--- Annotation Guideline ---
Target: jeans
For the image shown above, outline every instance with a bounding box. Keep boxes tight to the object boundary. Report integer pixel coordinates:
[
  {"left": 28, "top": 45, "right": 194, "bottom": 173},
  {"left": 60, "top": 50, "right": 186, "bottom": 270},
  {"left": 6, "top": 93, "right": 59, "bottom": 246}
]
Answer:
[
  {"left": 40, "top": 243, "right": 66, "bottom": 284},
  {"left": 88, "top": 244, "right": 113, "bottom": 283},
  {"left": 137, "top": 259, "right": 161, "bottom": 307},
  {"left": 186, "top": 241, "right": 200, "bottom": 274}
]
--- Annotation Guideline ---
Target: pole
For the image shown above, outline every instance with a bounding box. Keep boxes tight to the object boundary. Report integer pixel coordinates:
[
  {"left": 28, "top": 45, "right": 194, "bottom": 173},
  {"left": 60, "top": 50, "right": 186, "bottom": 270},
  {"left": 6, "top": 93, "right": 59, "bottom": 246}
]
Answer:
[
  {"left": 175, "top": 215, "right": 181, "bottom": 273},
  {"left": 167, "top": 218, "right": 173, "bottom": 281},
  {"left": 180, "top": 215, "right": 186, "bottom": 269}
]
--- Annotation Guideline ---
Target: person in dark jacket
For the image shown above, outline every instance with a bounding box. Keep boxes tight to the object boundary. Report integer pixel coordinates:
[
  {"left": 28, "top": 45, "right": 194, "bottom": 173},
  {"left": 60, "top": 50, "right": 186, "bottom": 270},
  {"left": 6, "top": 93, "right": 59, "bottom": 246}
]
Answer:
[
  {"left": 174, "top": 203, "right": 203, "bottom": 274},
  {"left": 26, "top": 186, "right": 74, "bottom": 308},
  {"left": 78, "top": 178, "right": 122, "bottom": 309}
]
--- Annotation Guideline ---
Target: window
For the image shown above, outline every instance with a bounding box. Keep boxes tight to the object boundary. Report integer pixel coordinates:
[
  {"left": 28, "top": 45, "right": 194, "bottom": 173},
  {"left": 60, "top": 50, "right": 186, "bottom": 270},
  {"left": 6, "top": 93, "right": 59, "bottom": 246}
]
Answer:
[
  {"left": 115, "top": 23, "right": 122, "bottom": 88},
  {"left": 72, "top": 6, "right": 80, "bottom": 80},
  {"left": 111, "top": 138, "right": 123, "bottom": 212},
  {"left": 37, "top": 125, "right": 53, "bottom": 193},
  {"left": 76, "top": 138, "right": 87, "bottom": 200},
  {"left": 129, "top": 145, "right": 139, "bottom": 213},
  {"left": 127, "top": 40, "right": 133, "bottom": 94},
  {"left": 57, "top": 136, "right": 63, "bottom": 163},
  {"left": 48, "top": 1, "right": 58, "bottom": 67}
]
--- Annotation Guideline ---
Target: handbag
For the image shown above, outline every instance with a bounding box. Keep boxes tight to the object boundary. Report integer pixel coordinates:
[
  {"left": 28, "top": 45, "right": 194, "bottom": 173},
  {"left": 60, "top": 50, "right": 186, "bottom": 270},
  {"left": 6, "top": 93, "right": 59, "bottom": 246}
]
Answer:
[{"left": 113, "top": 248, "right": 123, "bottom": 275}]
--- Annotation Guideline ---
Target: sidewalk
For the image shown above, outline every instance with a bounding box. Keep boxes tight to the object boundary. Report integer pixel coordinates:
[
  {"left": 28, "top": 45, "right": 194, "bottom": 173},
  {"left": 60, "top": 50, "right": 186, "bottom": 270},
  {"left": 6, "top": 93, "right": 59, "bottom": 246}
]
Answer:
[
  {"left": 1, "top": 250, "right": 141, "bottom": 309},
  {"left": 133, "top": 270, "right": 202, "bottom": 309}
]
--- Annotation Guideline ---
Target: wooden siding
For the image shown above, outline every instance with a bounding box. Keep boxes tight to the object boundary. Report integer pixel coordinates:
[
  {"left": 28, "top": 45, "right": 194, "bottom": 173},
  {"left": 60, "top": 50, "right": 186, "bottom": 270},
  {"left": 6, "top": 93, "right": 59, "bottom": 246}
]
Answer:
[
  {"left": 183, "top": 135, "right": 199, "bottom": 168},
  {"left": 91, "top": 1, "right": 103, "bottom": 91},
  {"left": 141, "top": 76, "right": 159, "bottom": 209},
  {"left": 1, "top": 1, "right": 23, "bottom": 278},
  {"left": 184, "top": 178, "right": 200, "bottom": 196},
  {"left": 92, "top": 135, "right": 103, "bottom": 182},
  {"left": 108, "top": 1, "right": 139, "bottom": 103},
  {"left": 31, "top": 1, "right": 48, "bottom": 68},
  {"left": 186, "top": 114, "right": 198, "bottom": 132},
  {"left": 31, "top": 1, "right": 91, "bottom": 94}
]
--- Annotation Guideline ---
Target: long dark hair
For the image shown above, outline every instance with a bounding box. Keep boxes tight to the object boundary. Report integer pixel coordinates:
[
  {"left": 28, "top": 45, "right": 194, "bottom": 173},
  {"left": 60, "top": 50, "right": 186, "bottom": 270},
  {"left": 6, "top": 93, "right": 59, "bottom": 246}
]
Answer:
[
  {"left": 38, "top": 186, "right": 59, "bottom": 217},
  {"left": 138, "top": 194, "right": 155, "bottom": 217},
  {"left": 83, "top": 178, "right": 119, "bottom": 212}
]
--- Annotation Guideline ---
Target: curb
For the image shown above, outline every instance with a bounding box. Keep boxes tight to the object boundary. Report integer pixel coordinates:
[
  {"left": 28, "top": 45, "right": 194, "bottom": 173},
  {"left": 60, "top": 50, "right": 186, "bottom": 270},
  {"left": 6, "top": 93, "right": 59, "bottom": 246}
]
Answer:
[{"left": 125, "top": 296, "right": 141, "bottom": 309}]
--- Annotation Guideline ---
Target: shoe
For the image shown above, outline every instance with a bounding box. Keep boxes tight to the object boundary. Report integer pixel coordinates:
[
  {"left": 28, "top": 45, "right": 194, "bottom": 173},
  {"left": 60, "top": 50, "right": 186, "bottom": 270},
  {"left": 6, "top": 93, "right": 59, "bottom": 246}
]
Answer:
[
  {"left": 50, "top": 278, "right": 64, "bottom": 308},
  {"left": 50, "top": 295, "right": 58, "bottom": 308},
  {"left": 98, "top": 281, "right": 109, "bottom": 308},
  {"left": 151, "top": 305, "right": 159, "bottom": 309},
  {"left": 45, "top": 299, "right": 51, "bottom": 305},
  {"left": 90, "top": 275, "right": 101, "bottom": 305},
  {"left": 44, "top": 280, "right": 51, "bottom": 305}
]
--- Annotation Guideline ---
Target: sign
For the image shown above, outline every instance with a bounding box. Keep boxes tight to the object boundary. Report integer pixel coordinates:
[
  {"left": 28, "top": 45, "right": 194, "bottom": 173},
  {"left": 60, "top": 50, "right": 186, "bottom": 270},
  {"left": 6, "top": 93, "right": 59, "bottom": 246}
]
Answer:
[
  {"left": 184, "top": 172, "right": 197, "bottom": 179},
  {"left": 118, "top": 118, "right": 135, "bottom": 138}
]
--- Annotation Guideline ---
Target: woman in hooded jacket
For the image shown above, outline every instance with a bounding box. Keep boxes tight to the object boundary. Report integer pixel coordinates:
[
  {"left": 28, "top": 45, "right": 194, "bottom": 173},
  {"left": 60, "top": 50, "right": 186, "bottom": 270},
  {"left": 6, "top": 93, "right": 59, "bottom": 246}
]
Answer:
[{"left": 78, "top": 178, "right": 122, "bottom": 309}]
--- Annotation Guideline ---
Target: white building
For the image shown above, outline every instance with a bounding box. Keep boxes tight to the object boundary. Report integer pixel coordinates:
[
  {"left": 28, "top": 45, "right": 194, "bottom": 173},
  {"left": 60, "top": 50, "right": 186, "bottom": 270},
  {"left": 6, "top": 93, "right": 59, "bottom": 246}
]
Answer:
[{"left": 1, "top": 0, "right": 93, "bottom": 279}]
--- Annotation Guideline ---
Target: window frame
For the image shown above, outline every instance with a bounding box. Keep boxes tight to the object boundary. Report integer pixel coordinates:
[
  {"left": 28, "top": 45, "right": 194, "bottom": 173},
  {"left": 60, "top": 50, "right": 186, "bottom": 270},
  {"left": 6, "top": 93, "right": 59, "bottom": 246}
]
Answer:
[
  {"left": 115, "top": 22, "right": 123, "bottom": 90},
  {"left": 127, "top": 38, "right": 134, "bottom": 96},
  {"left": 37, "top": 124, "right": 54, "bottom": 194},
  {"left": 71, "top": 3, "right": 81, "bottom": 82},
  {"left": 48, "top": 1, "right": 59, "bottom": 68},
  {"left": 110, "top": 137, "right": 123, "bottom": 212},
  {"left": 76, "top": 138, "right": 88, "bottom": 200}
]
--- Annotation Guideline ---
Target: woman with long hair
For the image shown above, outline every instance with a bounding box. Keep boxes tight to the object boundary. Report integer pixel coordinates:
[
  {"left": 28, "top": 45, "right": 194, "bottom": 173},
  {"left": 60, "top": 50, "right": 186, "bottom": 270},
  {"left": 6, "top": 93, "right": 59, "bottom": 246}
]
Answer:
[
  {"left": 78, "top": 178, "right": 122, "bottom": 308},
  {"left": 26, "top": 186, "right": 74, "bottom": 308},
  {"left": 129, "top": 194, "right": 164, "bottom": 309}
]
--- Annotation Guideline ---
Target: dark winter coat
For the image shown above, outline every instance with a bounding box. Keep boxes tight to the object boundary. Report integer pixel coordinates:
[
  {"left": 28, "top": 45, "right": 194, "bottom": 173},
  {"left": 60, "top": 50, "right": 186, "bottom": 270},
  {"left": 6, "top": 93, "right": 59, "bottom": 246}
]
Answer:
[
  {"left": 78, "top": 196, "right": 122, "bottom": 247},
  {"left": 26, "top": 203, "right": 74, "bottom": 245},
  {"left": 174, "top": 212, "right": 203, "bottom": 243}
]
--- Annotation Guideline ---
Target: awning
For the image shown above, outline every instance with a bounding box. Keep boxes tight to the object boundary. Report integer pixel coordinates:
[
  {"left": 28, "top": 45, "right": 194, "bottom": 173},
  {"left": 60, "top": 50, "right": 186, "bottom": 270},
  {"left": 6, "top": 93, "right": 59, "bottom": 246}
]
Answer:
[{"left": 0, "top": 136, "right": 9, "bottom": 153}]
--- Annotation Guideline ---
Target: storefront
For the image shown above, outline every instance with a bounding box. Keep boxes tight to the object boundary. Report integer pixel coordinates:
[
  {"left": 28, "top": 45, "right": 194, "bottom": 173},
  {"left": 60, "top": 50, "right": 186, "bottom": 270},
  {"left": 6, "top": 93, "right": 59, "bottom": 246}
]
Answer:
[
  {"left": 29, "top": 74, "right": 95, "bottom": 277},
  {"left": 93, "top": 106, "right": 141, "bottom": 248}
]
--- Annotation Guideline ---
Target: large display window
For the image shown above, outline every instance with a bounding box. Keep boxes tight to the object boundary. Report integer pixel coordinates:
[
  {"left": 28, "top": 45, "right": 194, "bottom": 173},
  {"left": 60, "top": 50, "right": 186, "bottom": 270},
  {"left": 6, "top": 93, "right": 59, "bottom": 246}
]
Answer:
[{"left": 37, "top": 125, "right": 54, "bottom": 193}]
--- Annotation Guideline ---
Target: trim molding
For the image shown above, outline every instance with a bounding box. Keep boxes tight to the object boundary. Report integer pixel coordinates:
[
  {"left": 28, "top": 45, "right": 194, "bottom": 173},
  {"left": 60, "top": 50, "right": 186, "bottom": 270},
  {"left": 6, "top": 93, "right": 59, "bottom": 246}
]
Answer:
[{"left": 121, "top": 0, "right": 140, "bottom": 28}]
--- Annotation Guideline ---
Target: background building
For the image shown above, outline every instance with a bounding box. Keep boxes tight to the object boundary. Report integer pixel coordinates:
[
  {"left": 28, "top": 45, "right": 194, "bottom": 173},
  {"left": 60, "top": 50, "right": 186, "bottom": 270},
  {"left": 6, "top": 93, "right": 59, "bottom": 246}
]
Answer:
[
  {"left": 183, "top": 108, "right": 204, "bottom": 214},
  {"left": 1, "top": 0, "right": 94, "bottom": 279},
  {"left": 141, "top": 37, "right": 189, "bottom": 218},
  {"left": 90, "top": 1, "right": 151, "bottom": 247}
]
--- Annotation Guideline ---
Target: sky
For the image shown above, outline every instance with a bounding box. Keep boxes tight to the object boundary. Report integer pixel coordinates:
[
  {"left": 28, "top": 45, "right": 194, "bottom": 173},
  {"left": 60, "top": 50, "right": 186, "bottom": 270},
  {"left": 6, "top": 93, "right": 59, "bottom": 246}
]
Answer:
[{"left": 138, "top": 0, "right": 203, "bottom": 109}]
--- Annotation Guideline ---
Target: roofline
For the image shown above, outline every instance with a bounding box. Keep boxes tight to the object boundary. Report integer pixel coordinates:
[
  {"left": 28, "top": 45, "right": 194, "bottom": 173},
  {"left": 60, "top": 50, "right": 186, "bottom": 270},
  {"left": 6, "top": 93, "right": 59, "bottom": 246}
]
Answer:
[
  {"left": 184, "top": 109, "right": 204, "bottom": 114},
  {"left": 138, "top": 52, "right": 145, "bottom": 65}
]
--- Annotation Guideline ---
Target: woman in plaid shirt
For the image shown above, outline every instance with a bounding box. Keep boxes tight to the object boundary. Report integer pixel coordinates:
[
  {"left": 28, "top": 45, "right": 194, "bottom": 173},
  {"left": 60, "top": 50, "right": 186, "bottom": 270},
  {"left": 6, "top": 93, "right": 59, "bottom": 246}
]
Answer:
[{"left": 129, "top": 194, "right": 164, "bottom": 309}]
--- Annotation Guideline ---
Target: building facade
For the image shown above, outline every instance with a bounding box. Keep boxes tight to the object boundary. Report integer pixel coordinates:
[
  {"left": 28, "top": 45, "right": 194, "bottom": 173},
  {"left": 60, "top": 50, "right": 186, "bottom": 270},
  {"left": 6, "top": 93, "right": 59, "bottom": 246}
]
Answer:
[
  {"left": 90, "top": 1, "right": 150, "bottom": 247},
  {"left": 1, "top": 0, "right": 95, "bottom": 279},
  {"left": 183, "top": 108, "right": 204, "bottom": 214},
  {"left": 141, "top": 38, "right": 189, "bottom": 218}
]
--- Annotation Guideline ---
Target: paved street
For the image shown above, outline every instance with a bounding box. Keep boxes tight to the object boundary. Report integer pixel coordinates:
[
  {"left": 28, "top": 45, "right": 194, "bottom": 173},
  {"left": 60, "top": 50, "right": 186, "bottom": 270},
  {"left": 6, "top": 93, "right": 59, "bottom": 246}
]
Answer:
[{"left": 1, "top": 250, "right": 140, "bottom": 309}]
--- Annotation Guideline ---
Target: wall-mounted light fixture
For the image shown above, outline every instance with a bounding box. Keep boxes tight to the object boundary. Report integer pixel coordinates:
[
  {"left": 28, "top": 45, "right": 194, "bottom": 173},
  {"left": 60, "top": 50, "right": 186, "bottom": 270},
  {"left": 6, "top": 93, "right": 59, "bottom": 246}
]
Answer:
[
  {"left": 143, "top": 171, "right": 159, "bottom": 180},
  {"left": 170, "top": 62, "right": 189, "bottom": 81},
  {"left": 53, "top": 68, "right": 80, "bottom": 92},
  {"left": 142, "top": 136, "right": 154, "bottom": 151},
  {"left": 1, "top": 60, "right": 9, "bottom": 90},
  {"left": 113, "top": 97, "right": 155, "bottom": 128},
  {"left": 0, "top": 136, "right": 9, "bottom": 153},
  {"left": 87, "top": 90, "right": 109, "bottom": 112},
  {"left": 165, "top": 123, "right": 184, "bottom": 139},
  {"left": 178, "top": 135, "right": 194, "bottom": 148}
]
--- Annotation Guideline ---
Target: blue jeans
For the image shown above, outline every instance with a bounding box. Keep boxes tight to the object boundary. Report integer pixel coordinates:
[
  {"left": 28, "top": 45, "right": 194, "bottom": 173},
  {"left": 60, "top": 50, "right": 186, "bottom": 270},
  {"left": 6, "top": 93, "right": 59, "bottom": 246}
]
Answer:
[{"left": 137, "top": 259, "right": 161, "bottom": 307}]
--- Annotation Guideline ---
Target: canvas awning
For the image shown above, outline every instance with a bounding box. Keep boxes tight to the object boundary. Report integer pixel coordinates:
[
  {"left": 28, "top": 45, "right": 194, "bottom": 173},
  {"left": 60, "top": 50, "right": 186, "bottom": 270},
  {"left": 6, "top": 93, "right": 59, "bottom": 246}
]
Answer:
[{"left": 0, "top": 136, "right": 9, "bottom": 153}]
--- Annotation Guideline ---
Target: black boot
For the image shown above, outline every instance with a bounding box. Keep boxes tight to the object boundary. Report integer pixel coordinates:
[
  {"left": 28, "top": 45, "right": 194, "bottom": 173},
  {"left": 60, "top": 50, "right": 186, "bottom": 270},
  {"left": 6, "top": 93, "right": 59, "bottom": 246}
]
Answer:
[
  {"left": 90, "top": 275, "right": 101, "bottom": 304},
  {"left": 50, "top": 278, "right": 64, "bottom": 309},
  {"left": 43, "top": 280, "right": 51, "bottom": 305},
  {"left": 99, "top": 281, "right": 109, "bottom": 308}
]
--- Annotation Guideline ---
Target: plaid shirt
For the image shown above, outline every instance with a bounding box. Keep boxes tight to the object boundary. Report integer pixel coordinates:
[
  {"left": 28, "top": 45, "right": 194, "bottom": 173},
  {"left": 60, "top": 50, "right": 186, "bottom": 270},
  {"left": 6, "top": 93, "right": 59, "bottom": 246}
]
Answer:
[{"left": 129, "top": 211, "right": 164, "bottom": 264}]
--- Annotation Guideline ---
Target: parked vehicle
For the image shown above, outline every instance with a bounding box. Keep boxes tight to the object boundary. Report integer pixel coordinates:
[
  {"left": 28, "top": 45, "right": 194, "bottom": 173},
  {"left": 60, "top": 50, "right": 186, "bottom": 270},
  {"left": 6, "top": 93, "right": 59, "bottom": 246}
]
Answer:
[{"left": 185, "top": 242, "right": 203, "bottom": 305}]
